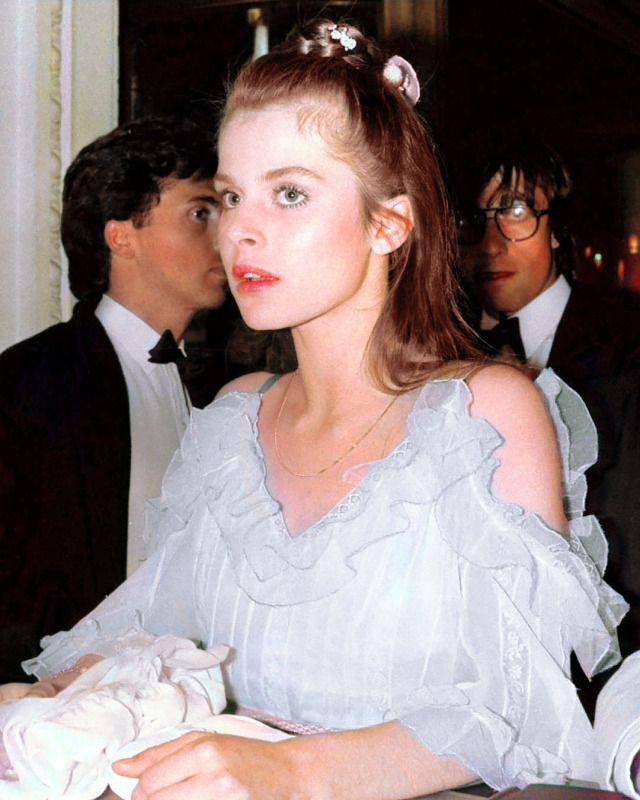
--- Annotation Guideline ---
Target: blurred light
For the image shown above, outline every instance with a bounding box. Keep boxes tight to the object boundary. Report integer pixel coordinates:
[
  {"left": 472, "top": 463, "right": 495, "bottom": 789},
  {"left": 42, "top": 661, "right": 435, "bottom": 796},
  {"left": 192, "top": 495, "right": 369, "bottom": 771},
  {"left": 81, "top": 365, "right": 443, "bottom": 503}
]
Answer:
[
  {"left": 617, "top": 259, "right": 625, "bottom": 282},
  {"left": 630, "top": 235, "right": 639, "bottom": 255},
  {"left": 248, "top": 8, "right": 269, "bottom": 60},
  {"left": 584, "top": 246, "right": 592, "bottom": 257},
  {"left": 594, "top": 253, "right": 603, "bottom": 268}
]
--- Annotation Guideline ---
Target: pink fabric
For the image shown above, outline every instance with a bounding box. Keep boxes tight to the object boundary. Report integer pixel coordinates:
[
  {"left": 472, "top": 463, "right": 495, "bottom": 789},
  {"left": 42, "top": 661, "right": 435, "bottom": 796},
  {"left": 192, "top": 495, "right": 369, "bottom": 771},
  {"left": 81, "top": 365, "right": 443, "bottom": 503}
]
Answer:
[{"left": 236, "top": 705, "right": 333, "bottom": 736}]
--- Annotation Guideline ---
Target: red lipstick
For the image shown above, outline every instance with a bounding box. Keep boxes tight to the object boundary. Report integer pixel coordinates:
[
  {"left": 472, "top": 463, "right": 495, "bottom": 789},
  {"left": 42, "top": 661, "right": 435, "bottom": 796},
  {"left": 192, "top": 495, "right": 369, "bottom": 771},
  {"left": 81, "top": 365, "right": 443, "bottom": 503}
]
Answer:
[{"left": 232, "top": 265, "right": 279, "bottom": 293}]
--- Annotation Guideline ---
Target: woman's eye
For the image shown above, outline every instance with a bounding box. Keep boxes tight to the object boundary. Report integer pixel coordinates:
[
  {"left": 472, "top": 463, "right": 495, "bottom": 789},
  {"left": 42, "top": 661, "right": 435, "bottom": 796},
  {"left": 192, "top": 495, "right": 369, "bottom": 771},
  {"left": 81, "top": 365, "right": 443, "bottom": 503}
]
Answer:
[
  {"left": 276, "top": 186, "right": 307, "bottom": 207},
  {"left": 220, "top": 191, "right": 241, "bottom": 209}
]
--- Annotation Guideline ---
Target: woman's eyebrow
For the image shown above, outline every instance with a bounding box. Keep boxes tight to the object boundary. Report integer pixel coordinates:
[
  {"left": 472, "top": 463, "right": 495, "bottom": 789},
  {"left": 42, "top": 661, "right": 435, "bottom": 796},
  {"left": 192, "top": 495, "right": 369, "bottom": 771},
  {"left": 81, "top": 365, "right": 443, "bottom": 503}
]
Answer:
[
  {"left": 263, "top": 166, "right": 323, "bottom": 182},
  {"left": 214, "top": 166, "right": 323, "bottom": 186}
]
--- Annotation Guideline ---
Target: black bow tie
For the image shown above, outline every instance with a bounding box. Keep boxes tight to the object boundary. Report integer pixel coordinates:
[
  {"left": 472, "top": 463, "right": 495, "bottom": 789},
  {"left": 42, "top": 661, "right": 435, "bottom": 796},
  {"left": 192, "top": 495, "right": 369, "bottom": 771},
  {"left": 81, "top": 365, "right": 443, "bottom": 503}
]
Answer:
[
  {"left": 148, "top": 330, "right": 187, "bottom": 366},
  {"left": 481, "top": 313, "right": 527, "bottom": 362}
]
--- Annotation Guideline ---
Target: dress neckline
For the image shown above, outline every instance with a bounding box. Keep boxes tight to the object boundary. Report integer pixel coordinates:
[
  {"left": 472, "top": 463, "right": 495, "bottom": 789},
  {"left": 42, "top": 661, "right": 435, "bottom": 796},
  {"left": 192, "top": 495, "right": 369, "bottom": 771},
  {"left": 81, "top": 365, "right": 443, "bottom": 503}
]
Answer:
[{"left": 250, "top": 384, "right": 420, "bottom": 540}]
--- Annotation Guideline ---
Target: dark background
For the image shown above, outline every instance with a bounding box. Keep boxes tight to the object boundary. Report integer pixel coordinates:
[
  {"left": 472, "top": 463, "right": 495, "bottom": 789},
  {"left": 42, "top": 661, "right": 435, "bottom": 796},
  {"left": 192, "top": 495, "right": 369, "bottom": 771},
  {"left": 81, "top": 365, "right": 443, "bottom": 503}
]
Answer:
[
  {"left": 119, "top": 0, "right": 640, "bottom": 293},
  {"left": 437, "top": 0, "right": 640, "bottom": 291}
]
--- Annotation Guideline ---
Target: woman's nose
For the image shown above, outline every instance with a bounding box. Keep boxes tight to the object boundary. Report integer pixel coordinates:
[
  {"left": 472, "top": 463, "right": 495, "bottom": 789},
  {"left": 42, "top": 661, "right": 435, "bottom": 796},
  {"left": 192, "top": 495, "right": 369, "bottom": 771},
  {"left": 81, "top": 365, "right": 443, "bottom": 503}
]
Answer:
[{"left": 221, "top": 204, "right": 264, "bottom": 248}]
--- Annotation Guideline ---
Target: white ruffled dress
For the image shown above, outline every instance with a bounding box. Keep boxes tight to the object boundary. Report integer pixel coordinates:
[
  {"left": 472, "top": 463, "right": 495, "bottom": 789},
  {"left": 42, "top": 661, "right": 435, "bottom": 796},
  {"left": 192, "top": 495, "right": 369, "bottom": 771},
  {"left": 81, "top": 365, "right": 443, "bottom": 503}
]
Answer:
[{"left": 24, "top": 370, "right": 628, "bottom": 790}]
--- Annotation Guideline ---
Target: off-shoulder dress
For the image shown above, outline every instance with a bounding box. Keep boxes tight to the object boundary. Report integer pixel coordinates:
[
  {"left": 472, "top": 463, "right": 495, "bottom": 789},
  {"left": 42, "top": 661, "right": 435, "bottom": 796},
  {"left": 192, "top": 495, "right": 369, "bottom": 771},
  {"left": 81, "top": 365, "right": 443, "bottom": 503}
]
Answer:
[{"left": 25, "top": 370, "right": 628, "bottom": 790}]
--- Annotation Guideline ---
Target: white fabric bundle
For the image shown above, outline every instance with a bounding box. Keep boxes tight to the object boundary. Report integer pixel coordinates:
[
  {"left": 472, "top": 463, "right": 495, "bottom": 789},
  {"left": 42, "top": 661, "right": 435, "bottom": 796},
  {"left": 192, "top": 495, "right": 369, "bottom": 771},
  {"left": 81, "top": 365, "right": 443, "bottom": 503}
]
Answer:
[
  {"left": 0, "top": 632, "right": 231, "bottom": 799},
  {"left": 594, "top": 650, "right": 640, "bottom": 798}
]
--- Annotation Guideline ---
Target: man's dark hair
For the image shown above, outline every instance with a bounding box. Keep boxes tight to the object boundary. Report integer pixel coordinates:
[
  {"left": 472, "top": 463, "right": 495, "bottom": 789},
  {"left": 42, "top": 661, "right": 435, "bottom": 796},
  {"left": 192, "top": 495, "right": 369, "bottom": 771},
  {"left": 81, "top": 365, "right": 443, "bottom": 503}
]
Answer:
[
  {"left": 62, "top": 114, "right": 218, "bottom": 301},
  {"left": 456, "top": 130, "right": 574, "bottom": 276}
]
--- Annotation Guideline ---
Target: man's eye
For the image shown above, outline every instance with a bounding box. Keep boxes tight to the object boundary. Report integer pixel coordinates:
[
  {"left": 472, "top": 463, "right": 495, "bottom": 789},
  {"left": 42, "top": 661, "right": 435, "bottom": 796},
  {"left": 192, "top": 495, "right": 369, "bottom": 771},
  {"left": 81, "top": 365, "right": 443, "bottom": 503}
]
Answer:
[
  {"left": 276, "top": 186, "right": 307, "bottom": 207},
  {"left": 501, "top": 202, "right": 530, "bottom": 221}
]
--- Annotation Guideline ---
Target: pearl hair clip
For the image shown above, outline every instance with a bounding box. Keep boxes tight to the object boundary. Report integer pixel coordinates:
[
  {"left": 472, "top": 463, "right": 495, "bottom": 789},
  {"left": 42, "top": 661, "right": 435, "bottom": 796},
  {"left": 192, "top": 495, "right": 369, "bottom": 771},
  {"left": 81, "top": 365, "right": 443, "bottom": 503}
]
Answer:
[
  {"left": 383, "top": 55, "right": 421, "bottom": 106},
  {"left": 330, "top": 24, "right": 357, "bottom": 52}
]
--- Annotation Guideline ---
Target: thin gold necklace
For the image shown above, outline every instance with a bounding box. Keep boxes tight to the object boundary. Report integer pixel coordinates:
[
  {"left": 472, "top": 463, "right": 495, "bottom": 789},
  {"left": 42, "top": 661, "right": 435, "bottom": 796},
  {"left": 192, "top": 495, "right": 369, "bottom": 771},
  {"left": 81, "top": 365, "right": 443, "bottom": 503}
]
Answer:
[{"left": 273, "top": 371, "right": 399, "bottom": 478}]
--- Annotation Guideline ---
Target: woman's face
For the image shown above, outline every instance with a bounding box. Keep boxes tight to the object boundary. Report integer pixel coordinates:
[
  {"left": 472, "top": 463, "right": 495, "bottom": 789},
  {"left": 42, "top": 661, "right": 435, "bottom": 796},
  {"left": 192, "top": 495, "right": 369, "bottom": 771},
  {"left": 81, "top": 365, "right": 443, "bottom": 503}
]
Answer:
[{"left": 214, "top": 104, "right": 388, "bottom": 334}]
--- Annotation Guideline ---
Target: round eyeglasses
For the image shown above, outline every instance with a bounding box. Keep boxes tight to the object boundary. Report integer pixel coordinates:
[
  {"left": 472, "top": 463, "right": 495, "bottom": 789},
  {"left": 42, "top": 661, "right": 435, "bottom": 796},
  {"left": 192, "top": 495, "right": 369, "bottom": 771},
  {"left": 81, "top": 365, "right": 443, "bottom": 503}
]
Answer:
[{"left": 457, "top": 201, "right": 550, "bottom": 245}]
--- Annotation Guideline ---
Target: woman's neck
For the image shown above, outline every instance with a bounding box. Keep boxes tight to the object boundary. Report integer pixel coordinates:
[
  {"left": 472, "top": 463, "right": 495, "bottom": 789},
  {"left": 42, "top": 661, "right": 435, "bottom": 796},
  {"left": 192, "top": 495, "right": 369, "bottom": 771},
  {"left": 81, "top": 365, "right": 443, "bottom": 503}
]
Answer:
[{"left": 288, "top": 311, "right": 384, "bottom": 412}]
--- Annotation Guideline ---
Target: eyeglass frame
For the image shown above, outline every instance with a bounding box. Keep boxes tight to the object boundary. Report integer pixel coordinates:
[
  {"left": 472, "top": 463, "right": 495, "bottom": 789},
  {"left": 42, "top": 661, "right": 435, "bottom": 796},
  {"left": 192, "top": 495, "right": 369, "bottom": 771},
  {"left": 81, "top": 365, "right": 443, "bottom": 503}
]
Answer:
[{"left": 457, "top": 203, "right": 551, "bottom": 245}]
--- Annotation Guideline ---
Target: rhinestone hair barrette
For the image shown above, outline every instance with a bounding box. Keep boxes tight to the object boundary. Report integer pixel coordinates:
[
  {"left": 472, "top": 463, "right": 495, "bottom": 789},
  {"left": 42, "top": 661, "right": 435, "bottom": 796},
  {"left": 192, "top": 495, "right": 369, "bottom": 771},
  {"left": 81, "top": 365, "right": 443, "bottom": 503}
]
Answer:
[
  {"left": 382, "top": 55, "right": 421, "bottom": 106},
  {"left": 330, "top": 24, "right": 357, "bottom": 52}
]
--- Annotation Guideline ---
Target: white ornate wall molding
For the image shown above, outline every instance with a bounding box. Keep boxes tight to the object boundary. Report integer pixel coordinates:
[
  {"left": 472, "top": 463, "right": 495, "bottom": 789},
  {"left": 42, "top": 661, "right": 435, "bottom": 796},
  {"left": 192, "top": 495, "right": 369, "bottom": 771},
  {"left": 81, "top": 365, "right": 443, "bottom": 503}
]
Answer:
[
  {"left": 0, "top": 0, "right": 118, "bottom": 351},
  {"left": 0, "top": 2, "right": 39, "bottom": 351},
  {"left": 49, "top": 0, "right": 64, "bottom": 324}
]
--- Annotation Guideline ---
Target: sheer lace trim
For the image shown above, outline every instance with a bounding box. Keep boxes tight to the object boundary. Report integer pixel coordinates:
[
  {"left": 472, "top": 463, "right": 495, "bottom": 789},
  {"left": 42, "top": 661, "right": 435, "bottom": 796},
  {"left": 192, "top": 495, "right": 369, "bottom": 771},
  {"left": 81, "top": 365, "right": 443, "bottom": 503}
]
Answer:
[
  {"left": 152, "top": 371, "right": 624, "bottom": 669},
  {"left": 147, "top": 373, "right": 622, "bottom": 666}
]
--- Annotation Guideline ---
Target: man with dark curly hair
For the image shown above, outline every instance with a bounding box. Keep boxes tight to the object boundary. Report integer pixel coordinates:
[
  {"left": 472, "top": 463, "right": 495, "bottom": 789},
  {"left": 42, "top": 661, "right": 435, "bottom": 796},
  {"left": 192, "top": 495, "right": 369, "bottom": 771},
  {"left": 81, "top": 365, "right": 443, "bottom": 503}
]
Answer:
[{"left": 0, "top": 116, "right": 226, "bottom": 682}]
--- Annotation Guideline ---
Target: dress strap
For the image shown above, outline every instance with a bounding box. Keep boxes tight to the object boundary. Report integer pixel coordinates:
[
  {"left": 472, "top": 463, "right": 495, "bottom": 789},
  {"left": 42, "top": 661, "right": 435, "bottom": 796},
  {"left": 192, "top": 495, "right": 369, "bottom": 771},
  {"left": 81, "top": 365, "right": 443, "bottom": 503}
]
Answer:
[{"left": 257, "top": 374, "right": 280, "bottom": 394}]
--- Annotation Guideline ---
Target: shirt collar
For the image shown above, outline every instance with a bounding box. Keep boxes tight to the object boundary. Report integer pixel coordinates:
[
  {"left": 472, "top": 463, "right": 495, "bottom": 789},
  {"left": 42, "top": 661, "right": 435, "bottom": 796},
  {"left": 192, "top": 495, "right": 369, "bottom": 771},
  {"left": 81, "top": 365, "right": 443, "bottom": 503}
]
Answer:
[
  {"left": 516, "top": 274, "right": 571, "bottom": 355},
  {"left": 95, "top": 295, "right": 165, "bottom": 373},
  {"left": 480, "top": 274, "right": 571, "bottom": 356}
]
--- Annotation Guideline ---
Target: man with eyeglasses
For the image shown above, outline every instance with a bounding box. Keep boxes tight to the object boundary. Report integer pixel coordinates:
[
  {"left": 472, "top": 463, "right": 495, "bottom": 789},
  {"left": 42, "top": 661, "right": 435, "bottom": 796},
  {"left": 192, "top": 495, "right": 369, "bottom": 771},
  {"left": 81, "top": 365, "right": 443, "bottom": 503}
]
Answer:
[
  {"left": 456, "top": 134, "right": 640, "bottom": 696},
  {"left": 457, "top": 140, "right": 577, "bottom": 367}
]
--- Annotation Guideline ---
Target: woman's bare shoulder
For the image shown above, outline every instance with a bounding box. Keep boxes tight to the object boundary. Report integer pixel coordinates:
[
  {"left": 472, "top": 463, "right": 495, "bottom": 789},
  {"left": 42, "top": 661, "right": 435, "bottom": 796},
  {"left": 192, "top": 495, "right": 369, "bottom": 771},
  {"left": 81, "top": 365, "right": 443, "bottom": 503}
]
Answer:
[
  {"left": 465, "top": 364, "right": 568, "bottom": 534},
  {"left": 215, "top": 371, "right": 275, "bottom": 399},
  {"left": 465, "top": 363, "right": 544, "bottom": 422},
  {"left": 464, "top": 363, "right": 557, "bottom": 476}
]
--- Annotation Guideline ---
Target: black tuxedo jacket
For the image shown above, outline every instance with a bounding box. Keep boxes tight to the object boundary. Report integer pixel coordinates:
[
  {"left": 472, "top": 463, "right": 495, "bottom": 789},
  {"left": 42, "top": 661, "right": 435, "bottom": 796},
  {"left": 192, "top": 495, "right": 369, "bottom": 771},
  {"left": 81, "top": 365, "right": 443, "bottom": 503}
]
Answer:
[
  {"left": 547, "top": 281, "right": 640, "bottom": 657},
  {"left": 0, "top": 301, "right": 130, "bottom": 681}
]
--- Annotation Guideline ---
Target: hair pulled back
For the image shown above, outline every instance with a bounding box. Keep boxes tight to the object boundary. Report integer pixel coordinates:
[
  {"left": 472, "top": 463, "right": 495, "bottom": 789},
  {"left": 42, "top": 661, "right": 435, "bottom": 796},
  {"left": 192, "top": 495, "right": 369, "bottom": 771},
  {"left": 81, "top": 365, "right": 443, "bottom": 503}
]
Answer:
[{"left": 222, "top": 19, "right": 481, "bottom": 391}]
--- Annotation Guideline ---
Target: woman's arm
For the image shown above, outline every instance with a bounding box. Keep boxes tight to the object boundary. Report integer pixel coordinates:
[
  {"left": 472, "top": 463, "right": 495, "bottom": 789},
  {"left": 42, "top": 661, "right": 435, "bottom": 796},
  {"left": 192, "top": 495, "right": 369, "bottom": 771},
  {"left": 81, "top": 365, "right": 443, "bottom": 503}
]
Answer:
[
  {"left": 115, "top": 720, "right": 474, "bottom": 800},
  {"left": 467, "top": 364, "right": 568, "bottom": 535},
  {"left": 114, "top": 365, "right": 572, "bottom": 800}
]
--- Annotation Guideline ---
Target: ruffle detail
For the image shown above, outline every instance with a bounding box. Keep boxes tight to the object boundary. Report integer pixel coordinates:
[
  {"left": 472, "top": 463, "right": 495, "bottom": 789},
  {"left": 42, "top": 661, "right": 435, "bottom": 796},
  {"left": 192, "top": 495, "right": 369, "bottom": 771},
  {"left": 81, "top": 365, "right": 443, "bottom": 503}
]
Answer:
[
  {"left": 162, "top": 372, "right": 627, "bottom": 789},
  {"left": 170, "top": 375, "right": 626, "bottom": 654},
  {"left": 178, "top": 392, "right": 422, "bottom": 606},
  {"left": 26, "top": 371, "right": 627, "bottom": 791},
  {"left": 197, "top": 384, "right": 501, "bottom": 605},
  {"left": 537, "top": 369, "right": 597, "bottom": 520},
  {"left": 425, "top": 373, "right": 625, "bottom": 677}
]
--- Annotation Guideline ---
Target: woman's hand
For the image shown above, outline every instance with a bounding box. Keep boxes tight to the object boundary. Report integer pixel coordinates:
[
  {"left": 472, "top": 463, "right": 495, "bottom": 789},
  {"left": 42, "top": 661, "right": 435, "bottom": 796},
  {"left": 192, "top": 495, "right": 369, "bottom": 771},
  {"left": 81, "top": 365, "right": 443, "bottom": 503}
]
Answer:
[
  {"left": 0, "top": 682, "right": 33, "bottom": 702},
  {"left": 114, "top": 731, "right": 298, "bottom": 800},
  {"left": 22, "top": 654, "right": 104, "bottom": 699},
  {"left": 113, "top": 721, "right": 474, "bottom": 800}
]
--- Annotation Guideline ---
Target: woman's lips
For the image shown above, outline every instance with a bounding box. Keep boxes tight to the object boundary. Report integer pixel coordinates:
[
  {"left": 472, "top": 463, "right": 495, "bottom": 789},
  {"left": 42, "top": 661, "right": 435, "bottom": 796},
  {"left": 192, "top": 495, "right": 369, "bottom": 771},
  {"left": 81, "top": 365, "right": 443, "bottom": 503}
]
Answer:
[{"left": 231, "top": 265, "right": 279, "bottom": 293}]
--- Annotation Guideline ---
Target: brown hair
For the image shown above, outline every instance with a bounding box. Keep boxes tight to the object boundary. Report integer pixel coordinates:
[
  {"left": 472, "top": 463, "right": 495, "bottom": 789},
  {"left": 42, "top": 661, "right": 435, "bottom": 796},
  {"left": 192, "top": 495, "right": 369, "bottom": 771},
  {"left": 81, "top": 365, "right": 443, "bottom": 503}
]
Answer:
[
  {"left": 221, "top": 19, "right": 483, "bottom": 391},
  {"left": 63, "top": 115, "right": 217, "bottom": 302},
  {"left": 457, "top": 129, "right": 574, "bottom": 277}
]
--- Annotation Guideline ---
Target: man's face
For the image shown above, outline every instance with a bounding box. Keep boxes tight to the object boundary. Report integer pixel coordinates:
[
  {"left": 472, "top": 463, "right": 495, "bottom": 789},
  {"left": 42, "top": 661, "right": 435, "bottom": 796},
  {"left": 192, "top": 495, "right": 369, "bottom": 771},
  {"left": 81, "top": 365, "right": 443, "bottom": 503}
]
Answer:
[
  {"left": 121, "top": 176, "right": 226, "bottom": 323},
  {"left": 461, "top": 171, "right": 559, "bottom": 317}
]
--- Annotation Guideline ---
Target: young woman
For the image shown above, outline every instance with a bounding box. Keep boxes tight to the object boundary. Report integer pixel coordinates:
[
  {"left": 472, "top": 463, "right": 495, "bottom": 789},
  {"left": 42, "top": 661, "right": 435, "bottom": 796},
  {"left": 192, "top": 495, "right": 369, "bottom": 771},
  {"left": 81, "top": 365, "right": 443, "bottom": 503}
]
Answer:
[{"left": 20, "top": 19, "right": 625, "bottom": 800}]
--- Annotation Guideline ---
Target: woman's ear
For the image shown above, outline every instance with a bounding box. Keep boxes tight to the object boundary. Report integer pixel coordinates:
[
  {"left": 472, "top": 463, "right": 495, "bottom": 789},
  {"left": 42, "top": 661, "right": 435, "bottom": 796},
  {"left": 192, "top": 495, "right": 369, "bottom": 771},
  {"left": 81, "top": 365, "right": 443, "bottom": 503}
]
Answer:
[
  {"left": 370, "top": 195, "right": 414, "bottom": 255},
  {"left": 104, "top": 219, "right": 135, "bottom": 259}
]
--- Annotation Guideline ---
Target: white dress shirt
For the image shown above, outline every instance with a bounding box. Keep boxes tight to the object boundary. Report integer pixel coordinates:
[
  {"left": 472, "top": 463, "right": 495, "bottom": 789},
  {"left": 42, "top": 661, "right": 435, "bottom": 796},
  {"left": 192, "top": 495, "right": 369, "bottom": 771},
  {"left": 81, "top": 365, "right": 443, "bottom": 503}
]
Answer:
[
  {"left": 481, "top": 274, "right": 572, "bottom": 369},
  {"left": 96, "top": 295, "right": 191, "bottom": 575}
]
